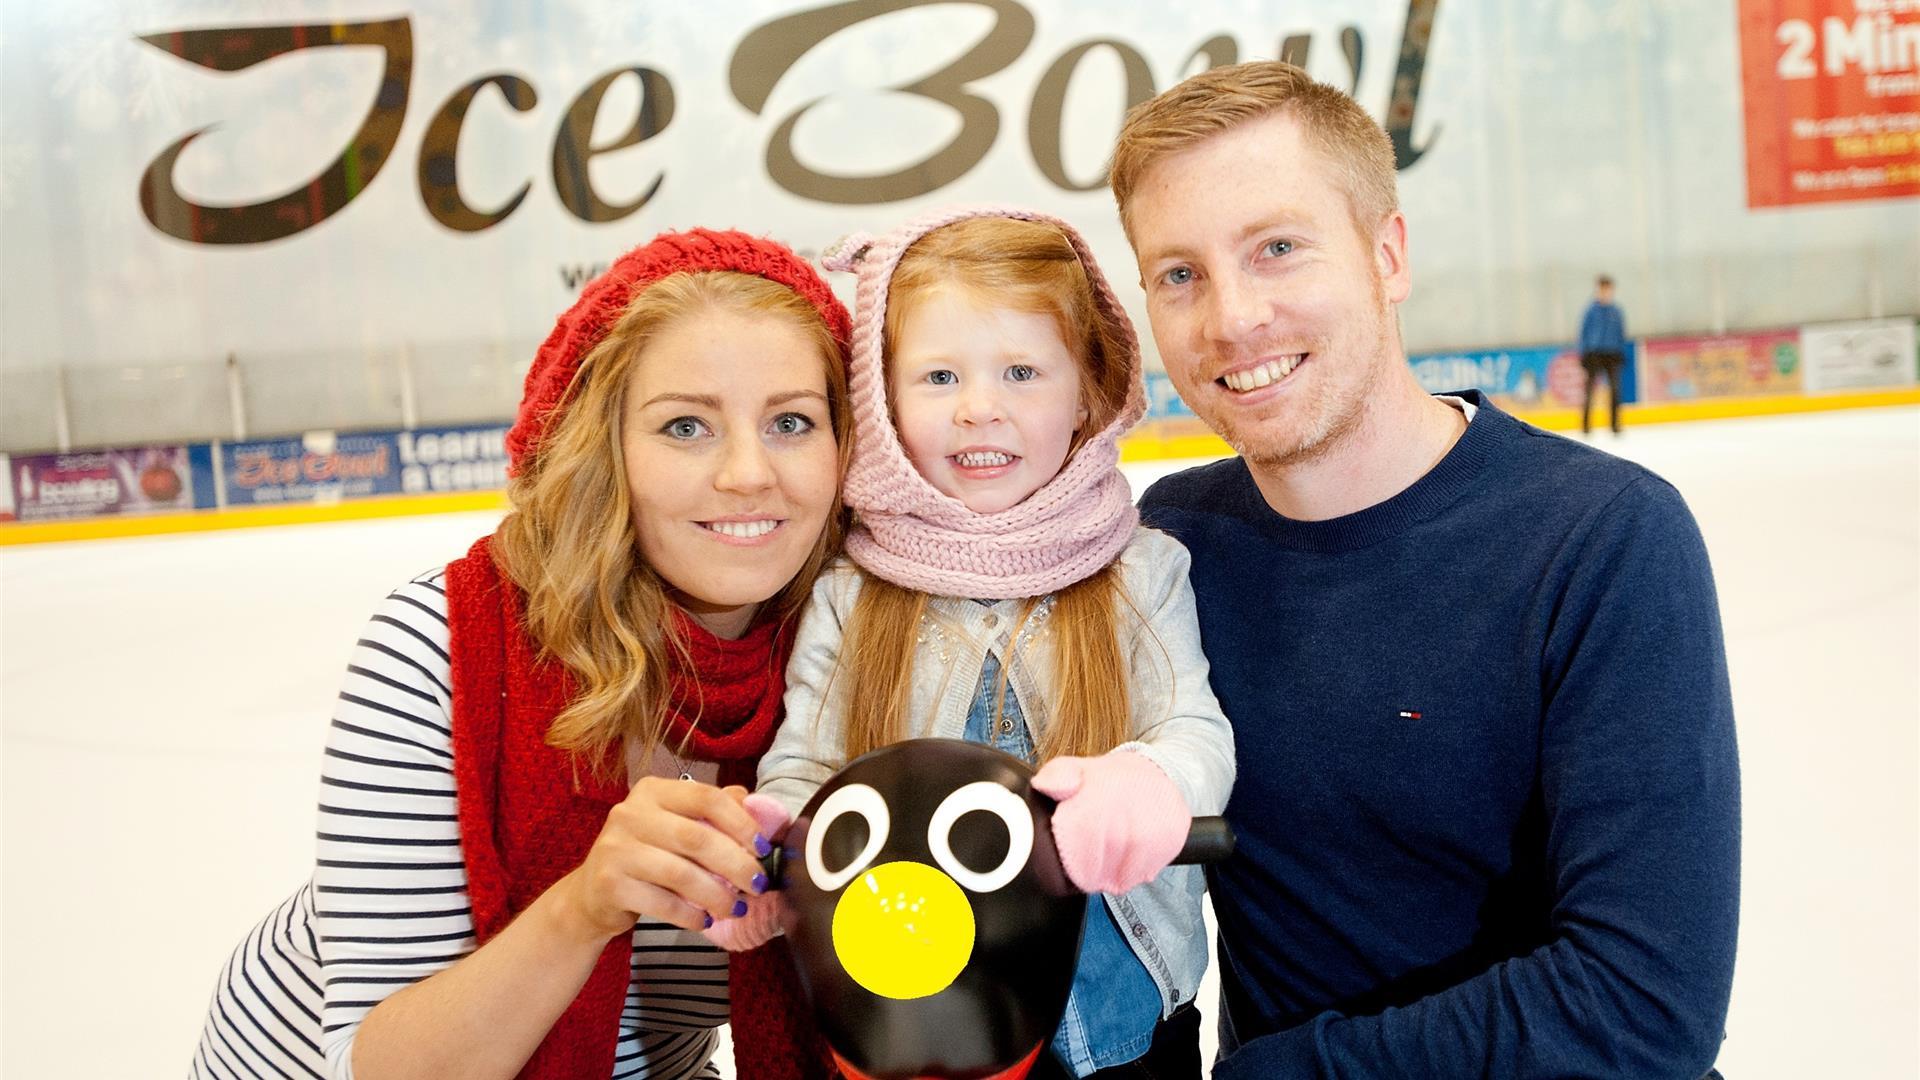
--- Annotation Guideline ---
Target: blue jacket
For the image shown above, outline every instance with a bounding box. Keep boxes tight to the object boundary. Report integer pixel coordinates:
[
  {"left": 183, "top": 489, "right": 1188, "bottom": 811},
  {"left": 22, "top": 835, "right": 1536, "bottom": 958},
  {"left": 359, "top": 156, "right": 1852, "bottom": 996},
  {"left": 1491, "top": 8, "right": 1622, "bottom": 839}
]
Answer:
[{"left": 1580, "top": 299, "right": 1628, "bottom": 354}]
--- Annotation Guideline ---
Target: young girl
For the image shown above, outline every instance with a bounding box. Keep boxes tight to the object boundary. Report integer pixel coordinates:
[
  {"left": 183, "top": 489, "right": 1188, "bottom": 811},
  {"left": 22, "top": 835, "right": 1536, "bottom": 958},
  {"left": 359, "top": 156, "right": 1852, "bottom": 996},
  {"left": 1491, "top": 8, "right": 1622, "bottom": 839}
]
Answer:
[{"left": 754, "top": 206, "right": 1235, "bottom": 1078}]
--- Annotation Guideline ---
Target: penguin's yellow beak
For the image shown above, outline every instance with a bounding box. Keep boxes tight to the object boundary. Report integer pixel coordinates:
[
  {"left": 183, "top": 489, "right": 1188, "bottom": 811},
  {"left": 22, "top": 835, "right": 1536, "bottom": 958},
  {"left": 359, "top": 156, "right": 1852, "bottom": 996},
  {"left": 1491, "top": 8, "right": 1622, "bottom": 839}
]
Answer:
[{"left": 831, "top": 860, "right": 975, "bottom": 1000}]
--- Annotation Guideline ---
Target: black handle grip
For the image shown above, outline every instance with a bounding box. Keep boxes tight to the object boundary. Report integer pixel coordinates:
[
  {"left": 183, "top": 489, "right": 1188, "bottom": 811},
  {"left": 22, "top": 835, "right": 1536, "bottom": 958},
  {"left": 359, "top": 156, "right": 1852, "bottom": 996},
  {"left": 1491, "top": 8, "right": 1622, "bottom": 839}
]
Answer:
[
  {"left": 759, "top": 815, "right": 1236, "bottom": 887},
  {"left": 1172, "top": 816, "right": 1234, "bottom": 865}
]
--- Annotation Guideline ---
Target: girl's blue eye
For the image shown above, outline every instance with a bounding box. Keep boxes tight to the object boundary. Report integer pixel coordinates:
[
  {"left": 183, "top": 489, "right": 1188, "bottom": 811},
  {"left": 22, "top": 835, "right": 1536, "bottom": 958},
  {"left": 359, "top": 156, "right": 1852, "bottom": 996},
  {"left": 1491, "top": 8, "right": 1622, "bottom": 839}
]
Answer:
[
  {"left": 1161, "top": 266, "right": 1193, "bottom": 286},
  {"left": 664, "top": 417, "right": 707, "bottom": 439},
  {"left": 1007, "top": 364, "right": 1036, "bottom": 382},
  {"left": 926, "top": 370, "right": 957, "bottom": 386},
  {"left": 770, "top": 412, "right": 815, "bottom": 436},
  {"left": 1263, "top": 239, "right": 1293, "bottom": 258}
]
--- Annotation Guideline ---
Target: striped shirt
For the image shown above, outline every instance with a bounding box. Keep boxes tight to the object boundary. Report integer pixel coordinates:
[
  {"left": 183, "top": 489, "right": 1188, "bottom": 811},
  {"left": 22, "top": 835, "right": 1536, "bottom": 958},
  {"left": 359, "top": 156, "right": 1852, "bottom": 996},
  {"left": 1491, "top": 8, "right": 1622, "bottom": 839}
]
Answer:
[{"left": 190, "top": 569, "right": 729, "bottom": 1080}]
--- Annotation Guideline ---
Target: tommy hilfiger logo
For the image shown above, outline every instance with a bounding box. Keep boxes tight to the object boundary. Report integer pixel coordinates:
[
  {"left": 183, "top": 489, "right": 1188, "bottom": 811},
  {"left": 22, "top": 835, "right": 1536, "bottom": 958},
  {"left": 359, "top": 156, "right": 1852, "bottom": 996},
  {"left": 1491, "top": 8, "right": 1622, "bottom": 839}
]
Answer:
[{"left": 1397, "top": 709, "right": 1424, "bottom": 721}]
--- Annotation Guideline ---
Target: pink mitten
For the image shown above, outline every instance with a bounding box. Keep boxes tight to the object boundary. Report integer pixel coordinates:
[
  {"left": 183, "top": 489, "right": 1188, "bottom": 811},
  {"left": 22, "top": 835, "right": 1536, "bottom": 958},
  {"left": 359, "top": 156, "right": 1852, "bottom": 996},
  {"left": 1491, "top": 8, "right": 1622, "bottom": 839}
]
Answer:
[
  {"left": 1030, "top": 750, "right": 1189, "bottom": 895},
  {"left": 702, "top": 793, "right": 793, "bottom": 952}
]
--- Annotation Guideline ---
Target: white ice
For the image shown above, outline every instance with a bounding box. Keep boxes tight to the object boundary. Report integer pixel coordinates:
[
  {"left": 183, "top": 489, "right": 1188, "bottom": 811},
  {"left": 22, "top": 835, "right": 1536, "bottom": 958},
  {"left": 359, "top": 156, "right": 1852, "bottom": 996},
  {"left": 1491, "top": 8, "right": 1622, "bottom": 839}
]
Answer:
[{"left": 3, "top": 407, "right": 1916, "bottom": 1077}]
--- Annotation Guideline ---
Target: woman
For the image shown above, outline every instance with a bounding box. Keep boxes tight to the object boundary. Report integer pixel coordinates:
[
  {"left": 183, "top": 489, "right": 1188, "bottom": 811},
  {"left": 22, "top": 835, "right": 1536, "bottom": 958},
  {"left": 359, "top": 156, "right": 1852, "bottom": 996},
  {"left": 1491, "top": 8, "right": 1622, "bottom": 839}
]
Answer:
[{"left": 190, "top": 229, "right": 850, "bottom": 1080}]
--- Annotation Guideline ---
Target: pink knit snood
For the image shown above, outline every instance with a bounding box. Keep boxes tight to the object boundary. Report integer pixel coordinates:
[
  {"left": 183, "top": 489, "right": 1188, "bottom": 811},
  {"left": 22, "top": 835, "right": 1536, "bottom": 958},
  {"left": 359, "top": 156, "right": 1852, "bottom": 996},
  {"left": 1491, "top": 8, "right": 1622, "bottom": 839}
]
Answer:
[{"left": 821, "top": 205, "right": 1146, "bottom": 600}]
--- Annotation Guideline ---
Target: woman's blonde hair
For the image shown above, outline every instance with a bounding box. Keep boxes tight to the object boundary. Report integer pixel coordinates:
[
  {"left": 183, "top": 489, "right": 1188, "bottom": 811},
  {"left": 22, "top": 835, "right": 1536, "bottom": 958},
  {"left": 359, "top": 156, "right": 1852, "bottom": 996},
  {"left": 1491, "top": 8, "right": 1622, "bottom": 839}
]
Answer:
[
  {"left": 493, "top": 271, "right": 851, "bottom": 776},
  {"left": 841, "top": 217, "right": 1136, "bottom": 763}
]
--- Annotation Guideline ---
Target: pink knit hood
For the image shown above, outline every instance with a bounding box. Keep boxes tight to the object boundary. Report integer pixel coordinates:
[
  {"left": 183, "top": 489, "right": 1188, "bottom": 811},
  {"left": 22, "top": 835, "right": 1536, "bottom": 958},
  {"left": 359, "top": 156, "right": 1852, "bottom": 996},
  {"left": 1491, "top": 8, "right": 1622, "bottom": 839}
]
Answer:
[{"left": 821, "top": 204, "right": 1146, "bottom": 600}]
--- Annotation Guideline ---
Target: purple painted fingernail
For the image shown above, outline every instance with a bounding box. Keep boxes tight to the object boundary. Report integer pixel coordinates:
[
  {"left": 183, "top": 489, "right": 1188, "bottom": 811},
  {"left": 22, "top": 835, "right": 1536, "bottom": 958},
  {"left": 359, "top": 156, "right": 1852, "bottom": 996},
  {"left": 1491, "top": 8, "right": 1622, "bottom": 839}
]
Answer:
[
  {"left": 751, "top": 872, "right": 769, "bottom": 895},
  {"left": 731, "top": 899, "right": 749, "bottom": 918},
  {"left": 702, "top": 914, "right": 714, "bottom": 929},
  {"left": 753, "top": 833, "right": 773, "bottom": 858}
]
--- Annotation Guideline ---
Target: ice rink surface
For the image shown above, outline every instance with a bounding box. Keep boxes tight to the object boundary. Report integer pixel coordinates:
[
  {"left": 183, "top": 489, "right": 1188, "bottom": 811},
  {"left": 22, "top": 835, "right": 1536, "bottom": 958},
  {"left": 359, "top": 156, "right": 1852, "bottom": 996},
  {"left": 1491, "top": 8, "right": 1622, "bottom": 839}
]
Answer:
[{"left": 4, "top": 407, "right": 1916, "bottom": 1078}]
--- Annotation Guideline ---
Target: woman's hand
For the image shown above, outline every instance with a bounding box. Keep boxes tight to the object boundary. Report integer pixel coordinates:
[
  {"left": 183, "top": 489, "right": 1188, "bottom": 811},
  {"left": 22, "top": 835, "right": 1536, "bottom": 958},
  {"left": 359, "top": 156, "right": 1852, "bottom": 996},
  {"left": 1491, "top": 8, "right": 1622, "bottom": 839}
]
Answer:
[
  {"left": 350, "top": 780, "right": 770, "bottom": 1080},
  {"left": 703, "top": 794, "right": 795, "bottom": 952},
  {"left": 555, "top": 778, "right": 773, "bottom": 940}
]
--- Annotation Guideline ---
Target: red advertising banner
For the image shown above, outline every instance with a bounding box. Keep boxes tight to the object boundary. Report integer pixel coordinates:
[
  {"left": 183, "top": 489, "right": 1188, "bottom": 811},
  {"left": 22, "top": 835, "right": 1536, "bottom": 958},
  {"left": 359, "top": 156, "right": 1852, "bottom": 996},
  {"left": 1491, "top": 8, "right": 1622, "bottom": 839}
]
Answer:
[
  {"left": 4, "top": 446, "right": 197, "bottom": 522},
  {"left": 1739, "top": 0, "right": 1920, "bottom": 207},
  {"left": 1640, "top": 329, "right": 1805, "bottom": 402}
]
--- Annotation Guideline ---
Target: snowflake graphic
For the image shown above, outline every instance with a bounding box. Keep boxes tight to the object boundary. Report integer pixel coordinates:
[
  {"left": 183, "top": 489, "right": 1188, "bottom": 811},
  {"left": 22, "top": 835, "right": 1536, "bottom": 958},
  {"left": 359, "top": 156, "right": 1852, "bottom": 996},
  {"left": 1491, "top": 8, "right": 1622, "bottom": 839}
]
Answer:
[{"left": 38, "top": 1, "right": 208, "bottom": 130}]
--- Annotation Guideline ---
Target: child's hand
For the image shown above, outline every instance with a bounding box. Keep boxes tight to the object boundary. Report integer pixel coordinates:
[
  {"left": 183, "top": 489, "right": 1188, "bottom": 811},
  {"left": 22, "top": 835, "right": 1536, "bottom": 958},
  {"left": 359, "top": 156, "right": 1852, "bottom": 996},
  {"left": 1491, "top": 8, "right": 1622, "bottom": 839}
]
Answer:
[
  {"left": 702, "top": 793, "right": 793, "bottom": 952},
  {"left": 1031, "top": 751, "right": 1189, "bottom": 895}
]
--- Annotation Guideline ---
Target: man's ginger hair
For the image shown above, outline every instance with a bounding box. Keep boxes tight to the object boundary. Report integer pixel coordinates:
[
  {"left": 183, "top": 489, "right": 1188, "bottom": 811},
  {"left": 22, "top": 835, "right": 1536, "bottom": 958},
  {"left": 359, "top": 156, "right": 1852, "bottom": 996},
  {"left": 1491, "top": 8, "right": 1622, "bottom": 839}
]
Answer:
[{"left": 1109, "top": 61, "right": 1399, "bottom": 243}]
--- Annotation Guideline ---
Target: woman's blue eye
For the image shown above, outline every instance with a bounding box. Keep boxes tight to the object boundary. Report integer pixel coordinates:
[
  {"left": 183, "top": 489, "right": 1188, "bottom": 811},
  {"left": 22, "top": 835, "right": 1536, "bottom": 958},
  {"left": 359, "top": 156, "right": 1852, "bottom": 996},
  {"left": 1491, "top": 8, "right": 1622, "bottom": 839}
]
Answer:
[
  {"left": 926, "top": 370, "right": 957, "bottom": 386},
  {"left": 1161, "top": 266, "right": 1193, "bottom": 286},
  {"left": 770, "top": 412, "right": 815, "bottom": 436},
  {"left": 663, "top": 417, "right": 707, "bottom": 439},
  {"left": 1263, "top": 239, "right": 1293, "bottom": 258},
  {"left": 1007, "top": 364, "right": 1036, "bottom": 382}
]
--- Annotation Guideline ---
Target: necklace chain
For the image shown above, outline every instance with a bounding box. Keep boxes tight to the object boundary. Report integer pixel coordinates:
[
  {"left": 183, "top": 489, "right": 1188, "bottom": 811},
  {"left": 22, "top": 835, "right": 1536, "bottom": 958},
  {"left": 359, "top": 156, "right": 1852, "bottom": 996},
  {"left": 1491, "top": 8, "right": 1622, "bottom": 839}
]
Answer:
[{"left": 668, "top": 740, "right": 695, "bottom": 782}]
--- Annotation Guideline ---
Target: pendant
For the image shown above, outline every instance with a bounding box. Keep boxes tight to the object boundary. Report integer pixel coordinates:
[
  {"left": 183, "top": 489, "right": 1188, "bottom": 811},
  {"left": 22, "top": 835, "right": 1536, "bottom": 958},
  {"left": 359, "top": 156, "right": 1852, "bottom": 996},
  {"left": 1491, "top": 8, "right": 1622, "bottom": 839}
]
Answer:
[{"left": 679, "top": 771, "right": 694, "bottom": 782}]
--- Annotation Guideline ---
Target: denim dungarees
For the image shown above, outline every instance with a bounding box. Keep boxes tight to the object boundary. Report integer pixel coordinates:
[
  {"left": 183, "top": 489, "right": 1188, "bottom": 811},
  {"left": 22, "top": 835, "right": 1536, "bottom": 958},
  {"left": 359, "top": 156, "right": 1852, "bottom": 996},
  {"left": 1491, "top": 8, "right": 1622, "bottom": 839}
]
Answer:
[{"left": 960, "top": 650, "right": 1164, "bottom": 1076}]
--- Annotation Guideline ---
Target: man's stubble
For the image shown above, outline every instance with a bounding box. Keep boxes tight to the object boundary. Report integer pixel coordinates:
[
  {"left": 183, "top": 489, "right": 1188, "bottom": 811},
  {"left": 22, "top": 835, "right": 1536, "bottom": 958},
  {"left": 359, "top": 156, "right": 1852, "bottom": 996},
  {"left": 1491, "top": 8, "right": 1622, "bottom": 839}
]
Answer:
[{"left": 1219, "top": 273, "right": 1397, "bottom": 474}]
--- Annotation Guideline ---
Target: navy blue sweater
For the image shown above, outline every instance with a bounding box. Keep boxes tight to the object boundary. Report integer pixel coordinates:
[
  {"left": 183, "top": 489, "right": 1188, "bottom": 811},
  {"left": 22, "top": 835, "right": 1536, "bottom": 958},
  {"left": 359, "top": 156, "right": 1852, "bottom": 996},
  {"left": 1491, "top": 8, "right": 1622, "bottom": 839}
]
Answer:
[{"left": 1140, "top": 395, "right": 1739, "bottom": 1079}]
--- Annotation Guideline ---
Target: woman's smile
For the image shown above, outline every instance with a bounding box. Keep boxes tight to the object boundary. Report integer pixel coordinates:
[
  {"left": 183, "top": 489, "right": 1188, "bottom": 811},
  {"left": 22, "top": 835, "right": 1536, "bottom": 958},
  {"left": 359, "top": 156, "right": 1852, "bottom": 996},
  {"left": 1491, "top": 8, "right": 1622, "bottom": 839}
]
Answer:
[{"left": 696, "top": 516, "right": 787, "bottom": 544}]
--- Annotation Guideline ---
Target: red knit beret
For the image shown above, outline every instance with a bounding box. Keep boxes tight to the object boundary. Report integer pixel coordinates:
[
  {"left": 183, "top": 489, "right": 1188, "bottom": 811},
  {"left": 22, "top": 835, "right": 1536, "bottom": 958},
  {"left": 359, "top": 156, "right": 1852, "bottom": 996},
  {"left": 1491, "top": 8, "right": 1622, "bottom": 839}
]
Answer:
[{"left": 505, "top": 228, "right": 852, "bottom": 474}]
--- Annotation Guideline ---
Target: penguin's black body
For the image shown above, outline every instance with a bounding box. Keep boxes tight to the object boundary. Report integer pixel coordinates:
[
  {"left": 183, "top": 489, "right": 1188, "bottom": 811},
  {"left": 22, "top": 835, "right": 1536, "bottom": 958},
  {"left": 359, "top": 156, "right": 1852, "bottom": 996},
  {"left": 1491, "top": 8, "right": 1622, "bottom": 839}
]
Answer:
[{"left": 780, "top": 738, "right": 1088, "bottom": 1080}]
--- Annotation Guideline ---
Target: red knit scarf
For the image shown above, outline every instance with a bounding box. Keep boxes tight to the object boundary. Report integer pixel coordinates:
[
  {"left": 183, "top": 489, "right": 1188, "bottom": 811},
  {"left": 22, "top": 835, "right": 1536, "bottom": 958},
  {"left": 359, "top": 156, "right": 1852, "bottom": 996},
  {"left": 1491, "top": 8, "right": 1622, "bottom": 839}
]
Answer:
[{"left": 446, "top": 535, "right": 829, "bottom": 1080}]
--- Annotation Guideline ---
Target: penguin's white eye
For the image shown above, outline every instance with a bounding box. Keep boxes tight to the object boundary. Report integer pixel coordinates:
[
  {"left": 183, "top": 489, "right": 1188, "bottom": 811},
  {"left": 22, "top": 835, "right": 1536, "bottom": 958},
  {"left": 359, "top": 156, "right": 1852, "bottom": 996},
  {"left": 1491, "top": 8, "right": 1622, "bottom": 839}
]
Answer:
[
  {"left": 805, "top": 783, "right": 890, "bottom": 892},
  {"left": 928, "top": 781, "right": 1033, "bottom": 893}
]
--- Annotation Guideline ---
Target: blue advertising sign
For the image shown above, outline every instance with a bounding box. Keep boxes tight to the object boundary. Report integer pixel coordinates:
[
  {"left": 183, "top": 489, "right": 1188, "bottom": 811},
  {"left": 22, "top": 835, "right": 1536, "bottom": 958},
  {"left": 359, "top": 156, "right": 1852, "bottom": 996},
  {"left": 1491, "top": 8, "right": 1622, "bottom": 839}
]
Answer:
[
  {"left": 1144, "top": 372, "right": 1196, "bottom": 420},
  {"left": 219, "top": 424, "right": 508, "bottom": 506},
  {"left": 1406, "top": 343, "right": 1638, "bottom": 410},
  {"left": 393, "top": 425, "right": 510, "bottom": 494},
  {"left": 219, "top": 432, "right": 396, "bottom": 505},
  {"left": 1143, "top": 346, "right": 1638, "bottom": 429}
]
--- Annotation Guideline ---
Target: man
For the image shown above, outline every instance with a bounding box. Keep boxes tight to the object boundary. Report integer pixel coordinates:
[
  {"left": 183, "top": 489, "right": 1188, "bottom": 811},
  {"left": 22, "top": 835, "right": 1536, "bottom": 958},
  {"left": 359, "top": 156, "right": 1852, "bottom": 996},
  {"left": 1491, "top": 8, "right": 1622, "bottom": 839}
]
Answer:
[
  {"left": 1109, "top": 62, "right": 1738, "bottom": 1077},
  {"left": 1579, "top": 275, "right": 1630, "bottom": 434}
]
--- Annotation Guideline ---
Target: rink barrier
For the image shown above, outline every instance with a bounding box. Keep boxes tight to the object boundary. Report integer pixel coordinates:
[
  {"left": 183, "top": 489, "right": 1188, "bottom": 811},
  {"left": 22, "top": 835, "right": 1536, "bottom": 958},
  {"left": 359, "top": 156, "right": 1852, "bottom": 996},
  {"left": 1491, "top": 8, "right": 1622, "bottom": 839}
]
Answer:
[
  {"left": 1118, "top": 385, "right": 1920, "bottom": 462},
  {"left": 0, "top": 490, "right": 509, "bottom": 546},
  {"left": 6, "top": 386, "right": 1916, "bottom": 547},
  {"left": 5, "top": 317, "right": 1915, "bottom": 546}
]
